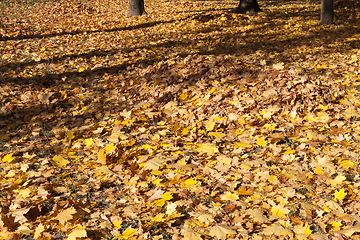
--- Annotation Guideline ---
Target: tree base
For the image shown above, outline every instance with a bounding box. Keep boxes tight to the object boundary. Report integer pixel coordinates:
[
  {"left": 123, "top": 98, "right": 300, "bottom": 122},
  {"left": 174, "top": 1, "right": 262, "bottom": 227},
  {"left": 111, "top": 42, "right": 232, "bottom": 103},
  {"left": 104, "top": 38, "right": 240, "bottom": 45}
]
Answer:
[
  {"left": 318, "top": 19, "right": 333, "bottom": 25},
  {"left": 128, "top": 0, "right": 146, "bottom": 16},
  {"left": 235, "top": 0, "right": 262, "bottom": 14},
  {"left": 128, "top": 11, "right": 147, "bottom": 16}
]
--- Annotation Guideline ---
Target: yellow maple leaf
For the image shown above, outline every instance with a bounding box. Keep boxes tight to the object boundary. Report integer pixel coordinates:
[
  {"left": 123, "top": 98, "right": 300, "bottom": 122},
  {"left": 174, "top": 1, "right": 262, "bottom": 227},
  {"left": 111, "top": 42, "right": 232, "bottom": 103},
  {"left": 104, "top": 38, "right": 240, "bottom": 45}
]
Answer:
[
  {"left": 263, "top": 123, "right": 277, "bottom": 130},
  {"left": 67, "top": 229, "right": 87, "bottom": 240},
  {"left": 177, "top": 159, "right": 186, "bottom": 165},
  {"left": 53, "top": 155, "right": 70, "bottom": 168},
  {"left": 221, "top": 192, "right": 239, "bottom": 201},
  {"left": 105, "top": 143, "right": 116, "bottom": 153},
  {"left": 153, "top": 192, "right": 173, "bottom": 207},
  {"left": 98, "top": 149, "right": 107, "bottom": 165},
  {"left": 237, "top": 117, "right": 246, "bottom": 125},
  {"left": 313, "top": 166, "right": 323, "bottom": 175},
  {"left": 206, "top": 120, "right": 215, "bottom": 131},
  {"left": 331, "top": 221, "right": 342, "bottom": 230},
  {"left": 256, "top": 137, "right": 267, "bottom": 147},
  {"left": 2, "top": 153, "right": 15, "bottom": 163},
  {"left": 182, "top": 127, "right": 189, "bottom": 135},
  {"left": 162, "top": 192, "right": 173, "bottom": 201},
  {"left": 208, "top": 132, "right": 225, "bottom": 138},
  {"left": 270, "top": 204, "right": 289, "bottom": 218},
  {"left": 115, "top": 227, "right": 137, "bottom": 239},
  {"left": 339, "top": 160, "right": 354, "bottom": 169},
  {"left": 184, "top": 178, "right": 198, "bottom": 185},
  {"left": 283, "top": 149, "right": 295, "bottom": 154},
  {"left": 56, "top": 207, "right": 77, "bottom": 225},
  {"left": 85, "top": 138, "right": 94, "bottom": 147},
  {"left": 334, "top": 188, "right": 347, "bottom": 201},
  {"left": 113, "top": 219, "right": 123, "bottom": 229},
  {"left": 151, "top": 213, "right": 165, "bottom": 222},
  {"left": 196, "top": 143, "right": 219, "bottom": 155},
  {"left": 234, "top": 142, "right": 252, "bottom": 148}
]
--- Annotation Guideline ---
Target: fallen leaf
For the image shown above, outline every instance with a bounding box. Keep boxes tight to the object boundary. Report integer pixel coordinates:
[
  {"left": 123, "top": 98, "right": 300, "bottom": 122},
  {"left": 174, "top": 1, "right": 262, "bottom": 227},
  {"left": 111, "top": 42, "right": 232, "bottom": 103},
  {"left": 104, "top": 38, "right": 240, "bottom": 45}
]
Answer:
[
  {"left": 273, "top": 62, "right": 284, "bottom": 70},
  {"left": 34, "top": 223, "right": 45, "bottom": 239},
  {"left": 56, "top": 207, "right": 77, "bottom": 225},
  {"left": 98, "top": 149, "right": 107, "bottom": 164},
  {"left": 67, "top": 229, "right": 87, "bottom": 240},
  {"left": 183, "top": 229, "right": 202, "bottom": 240},
  {"left": 196, "top": 143, "right": 219, "bottom": 155},
  {"left": 115, "top": 227, "right": 137, "bottom": 239},
  {"left": 209, "top": 224, "right": 237, "bottom": 240},
  {"left": 334, "top": 188, "right": 347, "bottom": 202},
  {"left": 221, "top": 192, "right": 239, "bottom": 201},
  {"left": 53, "top": 155, "right": 69, "bottom": 168},
  {"left": 2, "top": 153, "right": 15, "bottom": 163},
  {"left": 184, "top": 178, "right": 198, "bottom": 186}
]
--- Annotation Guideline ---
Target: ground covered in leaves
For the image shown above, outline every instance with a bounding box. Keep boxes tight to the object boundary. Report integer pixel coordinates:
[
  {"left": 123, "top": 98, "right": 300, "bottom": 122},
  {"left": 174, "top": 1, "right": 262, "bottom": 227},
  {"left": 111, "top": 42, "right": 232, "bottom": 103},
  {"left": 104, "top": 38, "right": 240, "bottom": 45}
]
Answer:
[{"left": 1, "top": 0, "right": 360, "bottom": 239}]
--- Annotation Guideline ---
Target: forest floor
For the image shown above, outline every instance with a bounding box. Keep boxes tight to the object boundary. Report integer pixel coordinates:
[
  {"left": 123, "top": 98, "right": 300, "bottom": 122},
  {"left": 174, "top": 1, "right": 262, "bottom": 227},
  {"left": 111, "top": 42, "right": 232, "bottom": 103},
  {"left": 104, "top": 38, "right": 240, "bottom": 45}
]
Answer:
[{"left": 1, "top": 0, "right": 360, "bottom": 239}]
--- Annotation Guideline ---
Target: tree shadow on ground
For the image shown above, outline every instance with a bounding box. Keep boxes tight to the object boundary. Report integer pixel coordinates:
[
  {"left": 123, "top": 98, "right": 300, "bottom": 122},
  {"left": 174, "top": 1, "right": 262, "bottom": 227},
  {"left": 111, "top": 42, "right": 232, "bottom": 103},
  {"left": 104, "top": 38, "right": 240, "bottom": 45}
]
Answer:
[
  {"left": 0, "top": 15, "right": 193, "bottom": 41},
  {"left": 175, "top": 7, "right": 235, "bottom": 13},
  {"left": 2, "top": 7, "right": 359, "bottom": 86},
  {"left": 1, "top": 0, "right": 360, "bottom": 144}
]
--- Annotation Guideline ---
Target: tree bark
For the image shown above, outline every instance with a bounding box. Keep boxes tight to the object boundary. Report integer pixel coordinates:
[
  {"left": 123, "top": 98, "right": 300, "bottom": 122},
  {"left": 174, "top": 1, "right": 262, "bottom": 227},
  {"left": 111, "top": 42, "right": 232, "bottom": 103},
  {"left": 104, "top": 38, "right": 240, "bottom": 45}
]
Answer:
[
  {"left": 235, "top": 0, "right": 262, "bottom": 14},
  {"left": 319, "top": 0, "right": 334, "bottom": 24},
  {"left": 128, "top": 0, "right": 146, "bottom": 16}
]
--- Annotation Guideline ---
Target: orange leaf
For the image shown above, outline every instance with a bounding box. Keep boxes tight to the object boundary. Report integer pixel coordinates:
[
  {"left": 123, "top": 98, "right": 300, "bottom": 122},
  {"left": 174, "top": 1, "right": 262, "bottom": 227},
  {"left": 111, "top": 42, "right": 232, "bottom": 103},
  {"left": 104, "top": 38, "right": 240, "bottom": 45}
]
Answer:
[
  {"left": 237, "top": 187, "right": 253, "bottom": 196},
  {"left": 98, "top": 149, "right": 107, "bottom": 164}
]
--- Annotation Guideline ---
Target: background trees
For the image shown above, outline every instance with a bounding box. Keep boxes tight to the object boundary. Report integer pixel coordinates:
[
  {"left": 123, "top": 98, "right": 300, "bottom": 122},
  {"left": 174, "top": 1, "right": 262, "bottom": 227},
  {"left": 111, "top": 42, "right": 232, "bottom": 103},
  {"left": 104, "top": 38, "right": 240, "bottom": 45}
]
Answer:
[{"left": 128, "top": 0, "right": 335, "bottom": 25}]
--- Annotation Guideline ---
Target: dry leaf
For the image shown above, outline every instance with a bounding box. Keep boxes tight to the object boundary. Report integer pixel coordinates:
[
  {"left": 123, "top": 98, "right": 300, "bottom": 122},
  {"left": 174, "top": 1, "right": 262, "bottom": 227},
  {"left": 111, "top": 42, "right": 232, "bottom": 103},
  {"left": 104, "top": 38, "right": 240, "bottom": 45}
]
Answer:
[
  {"left": 53, "top": 155, "right": 69, "bottom": 168},
  {"left": 209, "top": 224, "right": 237, "bottom": 240},
  {"left": 56, "top": 207, "right": 77, "bottom": 225},
  {"left": 196, "top": 143, "right": 219, "bottom": 155},
  {"left": 67, "top": 229, "right": 87, "bottom": 240},
  {"left": 273, "top": 62, "right": 284, "bottom": 70},
  {"left": 98, "top": 149, "right": 107, "bottom": 164}
]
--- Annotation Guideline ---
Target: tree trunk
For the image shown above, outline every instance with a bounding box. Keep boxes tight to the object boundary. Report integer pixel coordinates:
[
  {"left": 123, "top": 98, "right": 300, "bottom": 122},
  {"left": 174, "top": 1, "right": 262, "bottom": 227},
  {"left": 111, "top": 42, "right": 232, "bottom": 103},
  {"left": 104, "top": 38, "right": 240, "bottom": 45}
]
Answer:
[
  {"left": 235, "top": 0, "right": 262, "bottom": 14},
  {"left": 128, "top": 0, "right": 146, "bottom": 16},
  {"left": 319, "top": 0, "right": 334, "bottom": 24}
]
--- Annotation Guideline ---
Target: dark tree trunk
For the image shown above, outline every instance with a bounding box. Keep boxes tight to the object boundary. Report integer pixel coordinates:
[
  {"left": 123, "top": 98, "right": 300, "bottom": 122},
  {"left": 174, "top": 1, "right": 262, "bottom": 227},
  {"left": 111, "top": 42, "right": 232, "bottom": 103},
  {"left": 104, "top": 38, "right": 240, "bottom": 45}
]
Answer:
[
  {"left": 235, "top": 0, "right": 262, "bottom": 13},
  {"left": 319, "top": 0, "right": 334, "bottom": 24},
  {"left": 128, "top": 0, "right": 146, "bottom": 16}
]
